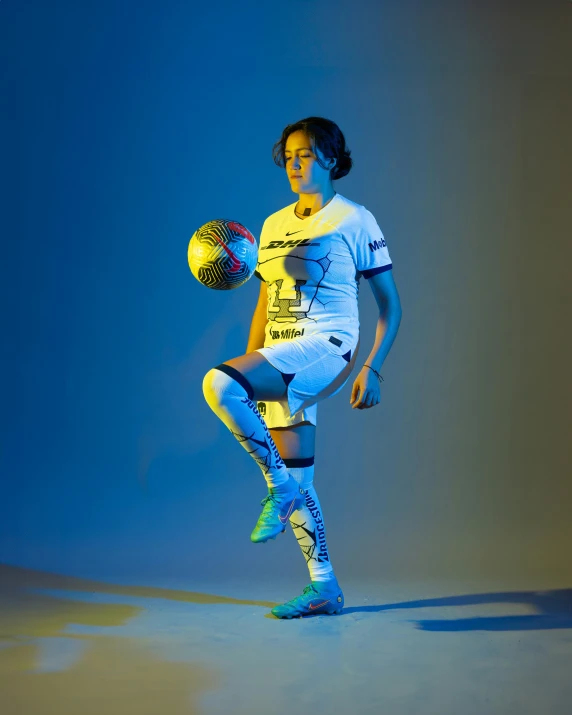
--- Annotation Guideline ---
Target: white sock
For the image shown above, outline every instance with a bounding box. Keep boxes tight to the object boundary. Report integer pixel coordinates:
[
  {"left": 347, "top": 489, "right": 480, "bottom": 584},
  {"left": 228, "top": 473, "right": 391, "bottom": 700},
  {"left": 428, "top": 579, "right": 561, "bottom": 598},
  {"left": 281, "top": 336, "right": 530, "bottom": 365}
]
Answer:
[
  {"left": 202, "top": 365, "right": 291, "bottom": 489},
  {"left": 286, "top": 458, "right": 335, "bottom": 582}
]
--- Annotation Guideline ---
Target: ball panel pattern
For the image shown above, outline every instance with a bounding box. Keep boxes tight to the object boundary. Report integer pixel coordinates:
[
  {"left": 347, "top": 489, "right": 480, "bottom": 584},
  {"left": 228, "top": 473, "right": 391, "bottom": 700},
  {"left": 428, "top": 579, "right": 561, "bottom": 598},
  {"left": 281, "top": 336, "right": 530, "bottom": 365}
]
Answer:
[{"left": 188, "top": 219, "right": 258, "bottom": 290}]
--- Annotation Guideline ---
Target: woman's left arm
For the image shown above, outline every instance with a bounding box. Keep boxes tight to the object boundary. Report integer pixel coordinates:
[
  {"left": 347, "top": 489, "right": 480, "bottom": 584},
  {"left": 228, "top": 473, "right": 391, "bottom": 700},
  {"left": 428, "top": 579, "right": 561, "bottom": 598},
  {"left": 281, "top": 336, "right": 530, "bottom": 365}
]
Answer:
[{"left": 350, "top": 269, "right": 402, "bottom": 410}]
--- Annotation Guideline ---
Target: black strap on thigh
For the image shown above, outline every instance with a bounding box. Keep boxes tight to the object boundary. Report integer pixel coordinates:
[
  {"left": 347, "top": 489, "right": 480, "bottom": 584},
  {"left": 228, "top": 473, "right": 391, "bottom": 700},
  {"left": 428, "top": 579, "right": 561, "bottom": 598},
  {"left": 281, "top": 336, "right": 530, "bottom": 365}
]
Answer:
[
  {"left": 214, "top": 363, "right": 254, "bottom": 400},
  {"left": 284, "top": 456, "right": 315, "bottom": 468}
]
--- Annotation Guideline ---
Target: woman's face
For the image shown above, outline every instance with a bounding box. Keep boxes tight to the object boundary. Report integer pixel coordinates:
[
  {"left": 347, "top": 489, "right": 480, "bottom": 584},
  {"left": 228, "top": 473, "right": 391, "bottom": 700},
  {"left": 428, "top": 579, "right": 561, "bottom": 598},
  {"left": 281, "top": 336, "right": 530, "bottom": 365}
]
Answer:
[{"left": 284, "top": 130, "right": 335, "bottom": 194}]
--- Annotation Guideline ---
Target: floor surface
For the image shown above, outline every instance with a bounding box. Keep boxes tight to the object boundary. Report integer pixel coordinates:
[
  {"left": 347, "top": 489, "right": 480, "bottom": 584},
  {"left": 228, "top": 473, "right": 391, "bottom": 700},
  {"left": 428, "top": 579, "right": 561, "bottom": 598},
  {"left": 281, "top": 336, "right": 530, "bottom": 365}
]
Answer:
[{"left": 1, "top": 564, "right": 571, "bottom": 714}]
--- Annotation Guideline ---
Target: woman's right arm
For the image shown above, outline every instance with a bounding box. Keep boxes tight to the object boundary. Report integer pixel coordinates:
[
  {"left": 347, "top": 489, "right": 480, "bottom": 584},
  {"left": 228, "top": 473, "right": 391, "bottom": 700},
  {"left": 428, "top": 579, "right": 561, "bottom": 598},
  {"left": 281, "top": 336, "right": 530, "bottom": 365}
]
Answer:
[{"left": 246, "top": 280, "right": 268, "bottom": 353}]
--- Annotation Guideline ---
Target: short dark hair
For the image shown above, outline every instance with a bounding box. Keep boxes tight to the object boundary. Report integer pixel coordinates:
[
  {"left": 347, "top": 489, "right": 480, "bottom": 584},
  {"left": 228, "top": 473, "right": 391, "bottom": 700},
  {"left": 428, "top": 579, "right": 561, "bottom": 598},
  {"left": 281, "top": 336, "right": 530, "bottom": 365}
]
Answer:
[{"left": 272, "top": 116, "right": 353, "bottom": 181}]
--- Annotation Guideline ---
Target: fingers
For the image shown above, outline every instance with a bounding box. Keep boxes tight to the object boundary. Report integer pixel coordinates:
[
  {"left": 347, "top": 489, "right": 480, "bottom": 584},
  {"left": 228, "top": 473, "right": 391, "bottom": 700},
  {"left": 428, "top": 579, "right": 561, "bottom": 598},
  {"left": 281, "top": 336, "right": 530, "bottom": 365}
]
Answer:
[
  {"left": 350, "top": 386, "right": 361, "bottom": 408},
  {"left": 350, "top": 389, "right": 380, "bottom": 409}
]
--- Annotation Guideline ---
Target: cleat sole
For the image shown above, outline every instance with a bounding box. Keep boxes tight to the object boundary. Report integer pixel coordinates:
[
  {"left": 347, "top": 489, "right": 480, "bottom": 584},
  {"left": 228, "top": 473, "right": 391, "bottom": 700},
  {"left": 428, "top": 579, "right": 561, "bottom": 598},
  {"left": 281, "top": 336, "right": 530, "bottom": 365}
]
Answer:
[{"left": 251, "top": 526, "right": 287, "bottom": 544}]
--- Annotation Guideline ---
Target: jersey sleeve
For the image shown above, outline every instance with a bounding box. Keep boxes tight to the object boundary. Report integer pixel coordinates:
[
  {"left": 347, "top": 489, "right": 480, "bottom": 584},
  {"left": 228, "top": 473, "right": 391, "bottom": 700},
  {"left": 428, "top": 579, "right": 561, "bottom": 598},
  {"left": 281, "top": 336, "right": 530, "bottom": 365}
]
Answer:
[{"left": 352, "top": 207, "right": 393, "bottom": 279}]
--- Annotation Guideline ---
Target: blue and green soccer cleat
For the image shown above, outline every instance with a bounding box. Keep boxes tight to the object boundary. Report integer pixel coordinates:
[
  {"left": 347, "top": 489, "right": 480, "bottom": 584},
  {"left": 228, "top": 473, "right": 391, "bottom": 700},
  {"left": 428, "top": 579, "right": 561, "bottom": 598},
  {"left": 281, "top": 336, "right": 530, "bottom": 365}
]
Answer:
[
  {"left": 271, "top": 579, "right": 344, "bottom": 619},
  {"left": 250, "top": 478, "right": 305, "bottom": 543}
]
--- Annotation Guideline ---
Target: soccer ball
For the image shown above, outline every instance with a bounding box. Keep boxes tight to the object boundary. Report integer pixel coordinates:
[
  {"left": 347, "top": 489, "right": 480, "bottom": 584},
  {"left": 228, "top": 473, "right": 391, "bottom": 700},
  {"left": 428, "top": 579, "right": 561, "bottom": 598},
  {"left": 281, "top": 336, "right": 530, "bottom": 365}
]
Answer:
[{"left": 188, "top": 219, "right": 258, "bottom": 290}]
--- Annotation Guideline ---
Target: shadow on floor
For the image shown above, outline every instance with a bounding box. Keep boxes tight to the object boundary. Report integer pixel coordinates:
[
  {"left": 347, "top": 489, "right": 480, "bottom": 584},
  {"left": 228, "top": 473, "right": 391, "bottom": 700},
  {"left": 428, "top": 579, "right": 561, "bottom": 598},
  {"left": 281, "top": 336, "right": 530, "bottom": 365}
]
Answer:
[
  {"left": 0, "top": 563, "right": 276, "bottom": 608},
  {"left": 3, "top": 562, "right": 571, "bottom": 632},
  {"left": 342, "top": 589, "right": 572, "bottom": 630}
]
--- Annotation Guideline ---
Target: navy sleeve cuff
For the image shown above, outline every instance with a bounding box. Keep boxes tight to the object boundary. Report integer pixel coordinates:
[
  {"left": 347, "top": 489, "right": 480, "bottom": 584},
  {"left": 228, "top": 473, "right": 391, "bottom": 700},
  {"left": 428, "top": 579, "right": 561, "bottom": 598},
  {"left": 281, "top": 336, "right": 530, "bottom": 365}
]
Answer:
[{"left": 361, "top": 263, "right": 392, "bottom": 279}]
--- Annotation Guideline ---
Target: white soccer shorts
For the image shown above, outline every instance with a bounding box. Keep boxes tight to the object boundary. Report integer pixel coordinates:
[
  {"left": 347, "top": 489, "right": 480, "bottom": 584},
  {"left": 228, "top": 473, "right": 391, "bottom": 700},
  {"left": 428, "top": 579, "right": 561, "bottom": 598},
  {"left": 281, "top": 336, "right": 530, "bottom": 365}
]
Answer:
[{"left": 255, "top": 333, "right": 359, "bottom": 428}]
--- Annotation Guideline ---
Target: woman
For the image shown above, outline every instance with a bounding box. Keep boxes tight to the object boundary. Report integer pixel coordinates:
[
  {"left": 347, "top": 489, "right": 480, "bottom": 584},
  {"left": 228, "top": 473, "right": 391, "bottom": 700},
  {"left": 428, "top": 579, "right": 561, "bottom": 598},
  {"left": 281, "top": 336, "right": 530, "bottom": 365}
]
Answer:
[{"left": 203, "top": 116, "right": 402, "bottom": 619}]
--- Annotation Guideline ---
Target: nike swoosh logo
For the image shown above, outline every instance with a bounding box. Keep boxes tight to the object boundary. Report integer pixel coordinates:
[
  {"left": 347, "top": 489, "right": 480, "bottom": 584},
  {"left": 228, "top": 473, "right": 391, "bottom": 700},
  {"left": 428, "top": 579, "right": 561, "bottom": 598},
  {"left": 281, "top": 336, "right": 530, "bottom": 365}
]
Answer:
[
  {"left": 285, "top": 230, "right": 303, "bottom": 236},
  {"left": 212, "top": 234, "right": 241, "bottom": 272},
  {"left": 309, "top": 599, "right": 331, "bottom": 610},
  {"left": 278, "top": 498, "right": 297, "bottom": 524},
  {"left": 227, "top": 220, "right": 255, "bottom": 244}
]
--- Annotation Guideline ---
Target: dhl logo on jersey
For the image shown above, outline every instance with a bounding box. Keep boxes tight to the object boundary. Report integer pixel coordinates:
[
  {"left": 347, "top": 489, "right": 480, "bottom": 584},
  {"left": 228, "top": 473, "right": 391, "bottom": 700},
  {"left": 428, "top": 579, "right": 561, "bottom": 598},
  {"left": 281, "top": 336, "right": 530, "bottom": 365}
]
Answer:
[{"left": 260, "top": 238, "right": 322, "bottom": 251}]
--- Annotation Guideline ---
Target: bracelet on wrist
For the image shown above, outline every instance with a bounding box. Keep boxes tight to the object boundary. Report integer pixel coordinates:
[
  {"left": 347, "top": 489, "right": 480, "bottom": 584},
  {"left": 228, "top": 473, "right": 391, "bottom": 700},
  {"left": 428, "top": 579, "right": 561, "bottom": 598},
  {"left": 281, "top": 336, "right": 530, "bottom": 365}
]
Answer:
[{"left": 364, "top": 364, "right": 384, "bottom": 383}]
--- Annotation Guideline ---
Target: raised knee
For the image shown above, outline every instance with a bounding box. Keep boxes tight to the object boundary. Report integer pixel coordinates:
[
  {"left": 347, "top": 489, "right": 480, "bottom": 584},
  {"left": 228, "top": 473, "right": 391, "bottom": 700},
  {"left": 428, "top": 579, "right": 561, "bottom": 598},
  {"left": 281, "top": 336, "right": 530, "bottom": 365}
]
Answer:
[
  {"left": 202, "top": 364, "right": 254, "bottom": 408},
  {"left": 202, "top": 367, "right": 217, "bottom": 393},
  {"left": 202, "top": 367, "right": 224, "bottom": 407}
]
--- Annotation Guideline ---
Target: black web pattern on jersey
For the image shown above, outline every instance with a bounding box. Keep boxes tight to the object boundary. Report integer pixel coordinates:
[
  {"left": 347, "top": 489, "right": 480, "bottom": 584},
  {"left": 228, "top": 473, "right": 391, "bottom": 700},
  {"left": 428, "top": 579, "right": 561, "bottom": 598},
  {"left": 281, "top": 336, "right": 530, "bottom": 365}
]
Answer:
[
  {"left": 259, "top": 251, "right": 345, "bottom": 325},
  {"left": 230, "top": 429, "right": 274, "bottom": 475}
]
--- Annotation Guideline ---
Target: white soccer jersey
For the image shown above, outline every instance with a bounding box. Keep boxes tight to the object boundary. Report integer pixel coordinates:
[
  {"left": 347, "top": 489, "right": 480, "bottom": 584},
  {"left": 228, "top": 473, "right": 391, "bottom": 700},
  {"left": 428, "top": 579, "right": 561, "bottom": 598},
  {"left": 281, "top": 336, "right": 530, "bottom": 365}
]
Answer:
[{"left": 254, "top": 192, "right": 392, "bottom": 353}]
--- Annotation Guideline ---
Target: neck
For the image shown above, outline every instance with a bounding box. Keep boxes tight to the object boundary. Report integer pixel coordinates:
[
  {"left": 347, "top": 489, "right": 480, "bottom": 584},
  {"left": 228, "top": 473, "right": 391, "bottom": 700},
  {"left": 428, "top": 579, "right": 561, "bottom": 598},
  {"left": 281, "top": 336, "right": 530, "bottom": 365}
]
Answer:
[{"left": 295, "top": 186, "right": 336, "bottom": 216}]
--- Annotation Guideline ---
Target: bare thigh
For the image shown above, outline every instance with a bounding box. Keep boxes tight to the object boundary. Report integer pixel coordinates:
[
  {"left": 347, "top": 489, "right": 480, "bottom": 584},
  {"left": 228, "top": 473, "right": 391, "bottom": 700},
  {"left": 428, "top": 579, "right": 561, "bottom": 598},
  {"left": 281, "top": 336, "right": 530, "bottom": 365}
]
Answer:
[
  {"left": 222, "top": 353, "right": 316, "bottom": 459},
  {"left": 223, "top": 351, "right": 287, "bottom": 401},
  {"left": 270, "top": 422, "right": 316, "bottom": 460}
]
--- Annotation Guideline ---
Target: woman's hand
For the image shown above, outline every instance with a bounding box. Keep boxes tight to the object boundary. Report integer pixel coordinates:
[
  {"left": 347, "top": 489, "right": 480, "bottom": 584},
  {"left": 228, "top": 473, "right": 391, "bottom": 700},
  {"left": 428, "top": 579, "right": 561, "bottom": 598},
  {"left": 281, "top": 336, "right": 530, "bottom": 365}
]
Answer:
[{"left": 350, "top": 366, "right": 382, "bottom": 410}]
